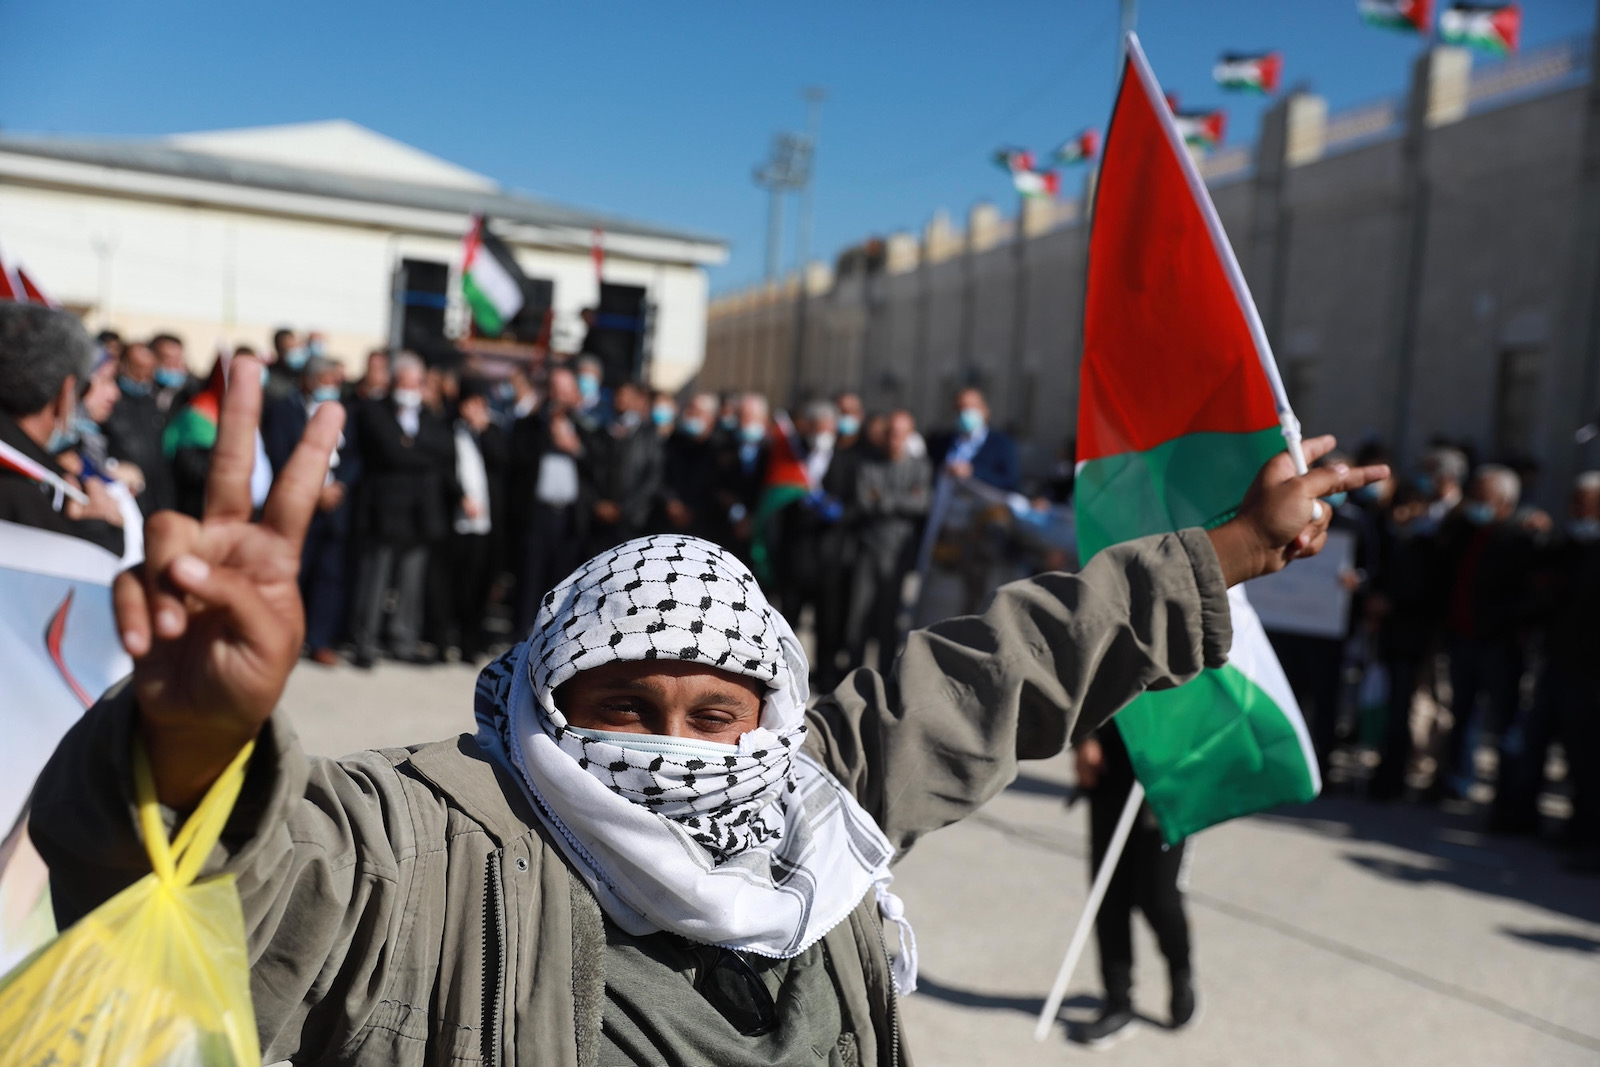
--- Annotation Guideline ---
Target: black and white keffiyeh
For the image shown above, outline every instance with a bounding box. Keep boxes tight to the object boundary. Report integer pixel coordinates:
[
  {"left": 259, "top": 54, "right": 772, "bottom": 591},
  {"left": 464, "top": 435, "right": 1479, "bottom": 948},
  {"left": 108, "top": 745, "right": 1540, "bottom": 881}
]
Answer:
[{"left": 474, "top": 535, "right": 916, "bottom": 991}]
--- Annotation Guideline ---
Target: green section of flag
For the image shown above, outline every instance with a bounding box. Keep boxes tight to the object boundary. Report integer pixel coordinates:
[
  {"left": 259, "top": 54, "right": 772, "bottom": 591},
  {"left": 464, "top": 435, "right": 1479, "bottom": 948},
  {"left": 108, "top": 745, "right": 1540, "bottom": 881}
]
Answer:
[
  {"left": 162, "top": 406, "right": 218, "bottom": 458},
  {"left": 1075, "top": 427, "right": 1285, "bottom": 561},
  {"left": 1117, "top": 662, "right": 1319, "bottom": 844},
  {"left": 749, "top": 484, "right": 810, "bottom": 584},
  {"left": 463, "top": 274, "right": 506, "bottom": 337}
]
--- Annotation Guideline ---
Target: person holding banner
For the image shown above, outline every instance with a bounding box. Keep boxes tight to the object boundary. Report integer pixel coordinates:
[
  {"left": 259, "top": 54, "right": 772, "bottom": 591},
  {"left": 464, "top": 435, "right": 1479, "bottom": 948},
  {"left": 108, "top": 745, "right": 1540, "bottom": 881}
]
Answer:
[
  {"left": 0, "top": 303, "right": 126, "bottom": 555},
  {"left": 27, "top": 343, "right": 1387, "bottom": 1063}
]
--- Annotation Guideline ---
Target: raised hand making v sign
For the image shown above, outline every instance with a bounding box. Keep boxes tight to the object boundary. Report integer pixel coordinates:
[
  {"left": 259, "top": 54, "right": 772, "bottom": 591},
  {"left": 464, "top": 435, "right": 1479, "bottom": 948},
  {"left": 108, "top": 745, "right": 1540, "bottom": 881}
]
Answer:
[{"left": 114, "top": 355, "right": 345, "bottom": 808}]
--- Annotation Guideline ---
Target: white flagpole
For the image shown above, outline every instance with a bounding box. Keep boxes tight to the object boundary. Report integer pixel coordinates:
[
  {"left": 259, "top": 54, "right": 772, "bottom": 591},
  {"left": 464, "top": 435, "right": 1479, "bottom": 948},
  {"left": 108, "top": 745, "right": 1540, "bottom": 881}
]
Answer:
[
  {"left": 1033, "top": 779, "right": 1145, "bottom": 1041},
  {"left": 1124, "top": 33, "right": 1309, "bottom": 477}
]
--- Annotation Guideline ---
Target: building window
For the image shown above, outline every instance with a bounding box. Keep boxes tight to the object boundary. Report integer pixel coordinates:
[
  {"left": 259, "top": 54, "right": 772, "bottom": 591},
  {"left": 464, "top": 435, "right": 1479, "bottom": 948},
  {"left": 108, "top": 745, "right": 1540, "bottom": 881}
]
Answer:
[{"left": 1494, "top": 348, "right": 1541, "bottom": 459}]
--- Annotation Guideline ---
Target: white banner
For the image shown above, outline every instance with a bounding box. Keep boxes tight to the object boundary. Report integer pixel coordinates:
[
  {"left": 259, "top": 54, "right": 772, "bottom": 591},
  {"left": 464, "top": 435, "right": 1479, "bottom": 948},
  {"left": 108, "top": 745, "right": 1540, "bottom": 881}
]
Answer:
[{"left": 0, "top": 520, "right": 130, "bottom": 973}]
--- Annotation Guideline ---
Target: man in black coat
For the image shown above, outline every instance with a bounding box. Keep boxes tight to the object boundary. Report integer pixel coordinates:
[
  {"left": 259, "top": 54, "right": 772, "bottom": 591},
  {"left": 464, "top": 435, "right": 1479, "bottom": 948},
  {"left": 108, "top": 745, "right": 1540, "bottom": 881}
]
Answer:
[
  {"left": 0, "top": 304, "right": 125, "bottom": 555},
  {"left": 446, "top": 384, "right": 509, "bottom": 661},
  {"left": 508, "top": 364, "right": 591, "bottom": 639},
  {"left": 657, "top": 392, "right": 723, "bottom": 542},
  {"left": 263, "top": 356, "right": 361, "bottom": 666},
  {"left": 711, "top": 392, "right": 770, "bottom": 563},
  {"left": 101, "top": 340, "right": 175, "bottom": 515},
  {"left": 585, "top": 380, "right": 663, "bottom": 555},
  {"left": 348, "top": 352, "right": 460, "bottom": 667}
]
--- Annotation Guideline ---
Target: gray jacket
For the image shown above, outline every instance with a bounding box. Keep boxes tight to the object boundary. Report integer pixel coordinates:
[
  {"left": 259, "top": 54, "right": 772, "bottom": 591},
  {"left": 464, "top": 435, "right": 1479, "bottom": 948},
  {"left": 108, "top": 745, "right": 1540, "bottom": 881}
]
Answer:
[{"left": 32, "top": 530, "right": 1231, "bottom": 1066}]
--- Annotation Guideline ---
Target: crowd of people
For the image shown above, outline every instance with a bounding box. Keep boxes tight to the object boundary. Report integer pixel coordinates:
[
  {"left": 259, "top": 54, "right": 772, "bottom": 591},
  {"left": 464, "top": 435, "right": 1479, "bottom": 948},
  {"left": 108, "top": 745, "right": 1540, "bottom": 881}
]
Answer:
[
  {"left": 2, "top": 300, "right": 1593, "bottom": 876},
  {"left": 2, "top": 306, "right": 1029, "bottom": 695},
  {"left": 1264, "top": 442, "right": 1600, "bottom": 872}
]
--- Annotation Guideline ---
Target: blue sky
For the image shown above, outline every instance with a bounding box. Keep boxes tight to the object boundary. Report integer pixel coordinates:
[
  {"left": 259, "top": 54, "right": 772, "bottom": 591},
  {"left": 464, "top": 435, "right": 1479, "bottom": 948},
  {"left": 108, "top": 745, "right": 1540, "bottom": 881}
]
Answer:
[{"left": 2, "top": 1, "right": 1592, "bottom": 291}]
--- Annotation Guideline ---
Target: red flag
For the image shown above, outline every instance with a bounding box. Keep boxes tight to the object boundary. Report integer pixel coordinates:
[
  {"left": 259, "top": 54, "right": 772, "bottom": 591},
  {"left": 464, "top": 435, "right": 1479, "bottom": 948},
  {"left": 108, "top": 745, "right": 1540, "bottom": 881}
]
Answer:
[
  {"left": 1078, "top": 33, "right": 1284, "bottom": 464},
  {"left": 763, "top": 411, "right": 813, "bottom": 492},
  {"left": 17, "top": 267, "right": 56, "bottom": 308},
  {"left": 0, "top": 246, "right": 23, "bottom": 303}
]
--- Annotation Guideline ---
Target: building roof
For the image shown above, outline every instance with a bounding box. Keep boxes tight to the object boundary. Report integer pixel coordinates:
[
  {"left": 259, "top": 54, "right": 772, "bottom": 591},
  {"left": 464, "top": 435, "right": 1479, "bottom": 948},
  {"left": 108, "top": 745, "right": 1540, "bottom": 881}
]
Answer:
[{"left": 0, "top": 121, "right": 725, "bottom": 254}]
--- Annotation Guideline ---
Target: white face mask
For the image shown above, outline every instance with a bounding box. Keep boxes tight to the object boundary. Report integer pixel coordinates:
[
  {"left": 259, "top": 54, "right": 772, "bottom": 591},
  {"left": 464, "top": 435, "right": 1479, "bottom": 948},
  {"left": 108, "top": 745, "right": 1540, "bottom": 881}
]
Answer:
[
  {"left": 393, "top": 388, "right": 422, "bottom": 408},
  {"left": 564, "top": 724, "right": 739, "bottom": 759},
  {"left": 810, "top": 431, "right": 836, "bottom": 453}
]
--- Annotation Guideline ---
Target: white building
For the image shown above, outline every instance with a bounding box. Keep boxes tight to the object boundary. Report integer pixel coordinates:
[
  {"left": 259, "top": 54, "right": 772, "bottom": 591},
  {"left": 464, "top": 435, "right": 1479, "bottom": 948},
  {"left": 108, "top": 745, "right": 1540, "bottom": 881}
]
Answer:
[{"left": 0, "top": 120, "right": 727, "bottom": 389}]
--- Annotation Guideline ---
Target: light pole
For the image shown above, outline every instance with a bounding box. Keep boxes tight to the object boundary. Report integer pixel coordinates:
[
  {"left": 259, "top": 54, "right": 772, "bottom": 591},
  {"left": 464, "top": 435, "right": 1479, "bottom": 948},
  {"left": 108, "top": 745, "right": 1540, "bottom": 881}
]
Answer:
[{"left": 753, "top": 132, "right": 810, "bottom": 284}]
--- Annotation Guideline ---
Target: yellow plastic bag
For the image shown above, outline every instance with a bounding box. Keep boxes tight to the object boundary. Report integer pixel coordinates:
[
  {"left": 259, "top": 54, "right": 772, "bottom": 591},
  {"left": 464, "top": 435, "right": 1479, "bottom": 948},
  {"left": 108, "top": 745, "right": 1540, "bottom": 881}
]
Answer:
[{"left": 0, "top": 740, "right": 261, "bottom": 1065}]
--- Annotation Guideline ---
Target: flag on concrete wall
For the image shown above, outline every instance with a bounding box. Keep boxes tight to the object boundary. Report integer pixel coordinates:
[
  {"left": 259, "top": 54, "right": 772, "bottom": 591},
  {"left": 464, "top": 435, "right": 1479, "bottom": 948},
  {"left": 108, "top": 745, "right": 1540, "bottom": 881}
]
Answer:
[
  {"left": 1359, "top": 0, "right": 1433, "bottom": 34},
  {"left": 462, "top": 216, "right": 527, "bottom": 337},
  {"left": 1172, "top": 108, "right": 1227, "bottom": 150},
  {"left": 1075, "top": 34, "right": 1319, "bottom": 845},
  {"left": 992, "top": 148, "right": 1061, "bottom": 198},
  {"left": 1213, "top": 51, "right": 1284, "bottom": 94},
  {"left": 1440, "top": 3, "right": 1521, "bottom": 54}
]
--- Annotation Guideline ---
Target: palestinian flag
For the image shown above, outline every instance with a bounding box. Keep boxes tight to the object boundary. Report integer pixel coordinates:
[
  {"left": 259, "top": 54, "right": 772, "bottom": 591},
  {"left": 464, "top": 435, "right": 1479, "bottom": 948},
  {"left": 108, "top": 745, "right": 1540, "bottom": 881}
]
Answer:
[
  {"left": 462, "top": 215, "right": 527, "bottom": 337},
  {"left": 993, "top": 148, "right": 1061, "bottom": 198},
  {"left": 163, "top": 357, "right": 226, "bottom": 458},
  {"left": 1172, "top": 108, "right": 1227, "bottom": 151},
  {"left": 749, "top": 411, "right": 814, "bottom": 583},
  {"left": 1051, "top": 129, "right": 1101, "bottom": 166},
  {"left": 1075, "top": 34, "right": 1318, "bottom": 844},
  {"left": 1440, "top": 3, "right": 1520, "bottom": 54},
  {"left": 1359, "top": 0, "right": 1433, "bottom": 34},
  {"left": 1213, "top": 51, "right": 1284, "bottom": 94}
]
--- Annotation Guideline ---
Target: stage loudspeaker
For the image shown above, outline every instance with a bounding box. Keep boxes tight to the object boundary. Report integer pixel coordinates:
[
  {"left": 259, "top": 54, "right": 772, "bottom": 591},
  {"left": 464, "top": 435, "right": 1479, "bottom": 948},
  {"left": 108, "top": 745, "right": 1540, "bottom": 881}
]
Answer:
[
  {"left": 582, "top": 282, "right": 649, "bottom": 385},
  {"left": 506, "top": 276, "right": 555, "bottom": 345},
  {"left": 398, "top": 258, "right": 453, "bottom": 360}
]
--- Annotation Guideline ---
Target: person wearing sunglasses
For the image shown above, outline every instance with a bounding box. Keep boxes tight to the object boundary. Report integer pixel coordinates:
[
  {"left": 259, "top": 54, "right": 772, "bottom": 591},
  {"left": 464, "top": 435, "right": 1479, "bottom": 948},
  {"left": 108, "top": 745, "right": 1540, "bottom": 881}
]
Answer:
[{"left": 32, "top": 358, "right": 1386, "bottom": 1065}]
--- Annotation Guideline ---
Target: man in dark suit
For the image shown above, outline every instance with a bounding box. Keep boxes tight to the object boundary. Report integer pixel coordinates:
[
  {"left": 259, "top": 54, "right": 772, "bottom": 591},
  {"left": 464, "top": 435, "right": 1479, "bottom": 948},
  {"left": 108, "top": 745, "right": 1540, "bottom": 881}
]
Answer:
[
  {"left": 585, "top": 380, "right": 663, "bottom": 555},
  {"left": 929, "top": 386, "right": 1020, "bottom": 493},
  {"left": 508, "top": 364, "right": 592, "bottom": 639},
  {"left": 929, "top": 387, "right": 1022, "bottom": 612},
  {"left": 102, "top": 340, "right": 176, "bottom": 515},
  {"left": 263, "top": 356, "right": 360, "bottom": 667},
  {"left": 711, "top": 392, "right": 770, "bottom": 563},
  {"left": 348, "top": 352, "right": 460, "bottom": 667}
]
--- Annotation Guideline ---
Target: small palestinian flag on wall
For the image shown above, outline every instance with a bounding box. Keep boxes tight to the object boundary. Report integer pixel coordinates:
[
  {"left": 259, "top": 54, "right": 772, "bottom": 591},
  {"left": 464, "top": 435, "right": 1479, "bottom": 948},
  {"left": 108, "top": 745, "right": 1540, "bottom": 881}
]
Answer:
[
  {"left": 461, "top": 215, "right": 529, "bottom": 337},
  {"left": 1213, "top": 51, "right": 1283, "bottom": 94},
  {"left": 1359, "top": 0, "right": 1433, "bottom": 34},
  {"left": 1440, "top": 3, "right": 1521, "bottom": 54},
  {"left": 1051, "top": 129, "right": 1101, "bottom": 166},
  {"left": 992, "top": 148, "right": 1061, "bottom": 198},
  {"left": 1172, "top": 108, "right": 1227, "bottom": 151}
]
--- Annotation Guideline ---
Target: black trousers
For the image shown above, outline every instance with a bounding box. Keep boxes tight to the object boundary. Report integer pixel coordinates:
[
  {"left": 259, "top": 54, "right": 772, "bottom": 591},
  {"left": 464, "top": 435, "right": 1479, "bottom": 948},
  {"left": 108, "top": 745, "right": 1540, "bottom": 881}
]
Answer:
[
  {"left": 514, "top": 503, "right": 582, "bottom": 640},
  {"left": 1089, "top": 770, "right": 1192, "bottom": 1007},
  {"left": 299, "top": 509, "right": 347, "bottom": 653},
  {"left": 1267, "top": 631, "right": 1344, "bottom": 774},
  {"left": 450, "top": 531, "right": 494, "bottom": 659}
]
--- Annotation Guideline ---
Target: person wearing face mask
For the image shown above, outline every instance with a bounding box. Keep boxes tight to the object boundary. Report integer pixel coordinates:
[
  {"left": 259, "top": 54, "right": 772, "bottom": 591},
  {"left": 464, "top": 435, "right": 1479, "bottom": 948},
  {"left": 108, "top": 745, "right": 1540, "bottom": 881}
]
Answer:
[
  {"left": 587, "top": 380, "right": 663, "bottom": 555},
  {"left": 149, "top": 333, "right": 198, "bottom": 415},
  {"left": 1430, "top": 465, "right": 1537, "bottom": 803},
  {"left": 930, "top": 387, "right": 1020, "bottom": 493},
  {"left": 267, "top": 327, "right": 306, "bottom": 402},
  {"left": 101, "top": 340, "right": 176, "bottom": 516},
  {"left": 762, "top": 401, "right": 842, "bottom": 637},
  {"left": 656, "top": 392, "right": 721, "bottom": 540},
  {"left": 650, "top": 391, "right": 677, "bottom": 440},
  {"left": 1490, "top": 471, "right": 1600, "bottom": 841},
  {"left": 0, "top": 303, "right": 125, "bottom": 555},
  {"left": 713, "top": 393, "right": 771, "bottom": 563},
  {"left": 263, "top": 355, "right": 362, "bottom": 667},
  {"left": 349, "top": 351, "right": 461, "bottom": 667},
  {"left": 573, "top": 354, "right": 613, "bottom": 432}
]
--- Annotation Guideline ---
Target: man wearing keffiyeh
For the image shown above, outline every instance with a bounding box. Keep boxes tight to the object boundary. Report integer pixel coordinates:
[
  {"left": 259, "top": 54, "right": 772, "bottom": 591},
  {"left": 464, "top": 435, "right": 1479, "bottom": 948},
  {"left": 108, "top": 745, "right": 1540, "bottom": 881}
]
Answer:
[{"left": 33, "top": 361, "right": 1386, "bottom": 1064}]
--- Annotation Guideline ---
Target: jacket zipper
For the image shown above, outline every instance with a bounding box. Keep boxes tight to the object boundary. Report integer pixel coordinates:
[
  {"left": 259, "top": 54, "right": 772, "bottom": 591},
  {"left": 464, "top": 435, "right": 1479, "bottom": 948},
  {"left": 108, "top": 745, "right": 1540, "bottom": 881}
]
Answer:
[
  {"left": 872, "top": 921, "right": 901, "bottom": 1067},
  {"left": 482, "top": 852, "right": 507, "bottom": 1067}
]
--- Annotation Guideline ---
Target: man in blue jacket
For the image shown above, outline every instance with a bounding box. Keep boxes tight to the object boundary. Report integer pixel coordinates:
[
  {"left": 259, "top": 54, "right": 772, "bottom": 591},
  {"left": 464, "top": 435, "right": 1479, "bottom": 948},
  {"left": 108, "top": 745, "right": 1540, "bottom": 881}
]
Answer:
[{"left": 931, "top": 387, "right": 1020, "bottom": 493}]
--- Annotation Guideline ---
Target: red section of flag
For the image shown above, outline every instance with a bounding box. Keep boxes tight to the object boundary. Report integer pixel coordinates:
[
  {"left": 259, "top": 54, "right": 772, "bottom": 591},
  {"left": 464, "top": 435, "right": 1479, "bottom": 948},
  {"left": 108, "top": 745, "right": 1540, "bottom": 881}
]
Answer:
[
  {"left": 1405, "top": 0, "right": 1434, "bottom": 32},
  {"left": 0, "top": 247, "right": 22, "bottom": 302},
  {"left": 764, "top": 412, "right": 813, "bottom": 491},
  {"left": 1077, "top": 43, "right": 1279, "bottom": 463},
  {"left": 17, "top": 267, "right": 55, "bottom": 307},
  {"left": 1258, "top": 52, "right": 1284, "bottom": 93},
  {"left": 1494, "top": 4, "right": 1522, "bottom": 51},
  {"left": 592, "top": 228, "right": 606, "bottom": 282},
  {"left": 1078, "top": 129, "right": 1102, "bottom": 160}
]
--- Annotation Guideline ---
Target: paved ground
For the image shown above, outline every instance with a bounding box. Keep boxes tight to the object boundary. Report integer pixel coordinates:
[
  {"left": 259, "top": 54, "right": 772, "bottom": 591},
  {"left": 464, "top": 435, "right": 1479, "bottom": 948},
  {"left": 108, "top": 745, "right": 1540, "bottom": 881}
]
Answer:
[{"left": 283, "top": 659, "right": 1600, "bottom": 1066}]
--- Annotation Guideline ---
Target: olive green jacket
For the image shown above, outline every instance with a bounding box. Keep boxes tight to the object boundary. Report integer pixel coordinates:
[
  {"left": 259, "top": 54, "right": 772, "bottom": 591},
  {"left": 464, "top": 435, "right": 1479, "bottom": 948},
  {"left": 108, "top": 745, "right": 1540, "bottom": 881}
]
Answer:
[{"left": 32, "top": 530, "right": 1231, "bottom": 1066}]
